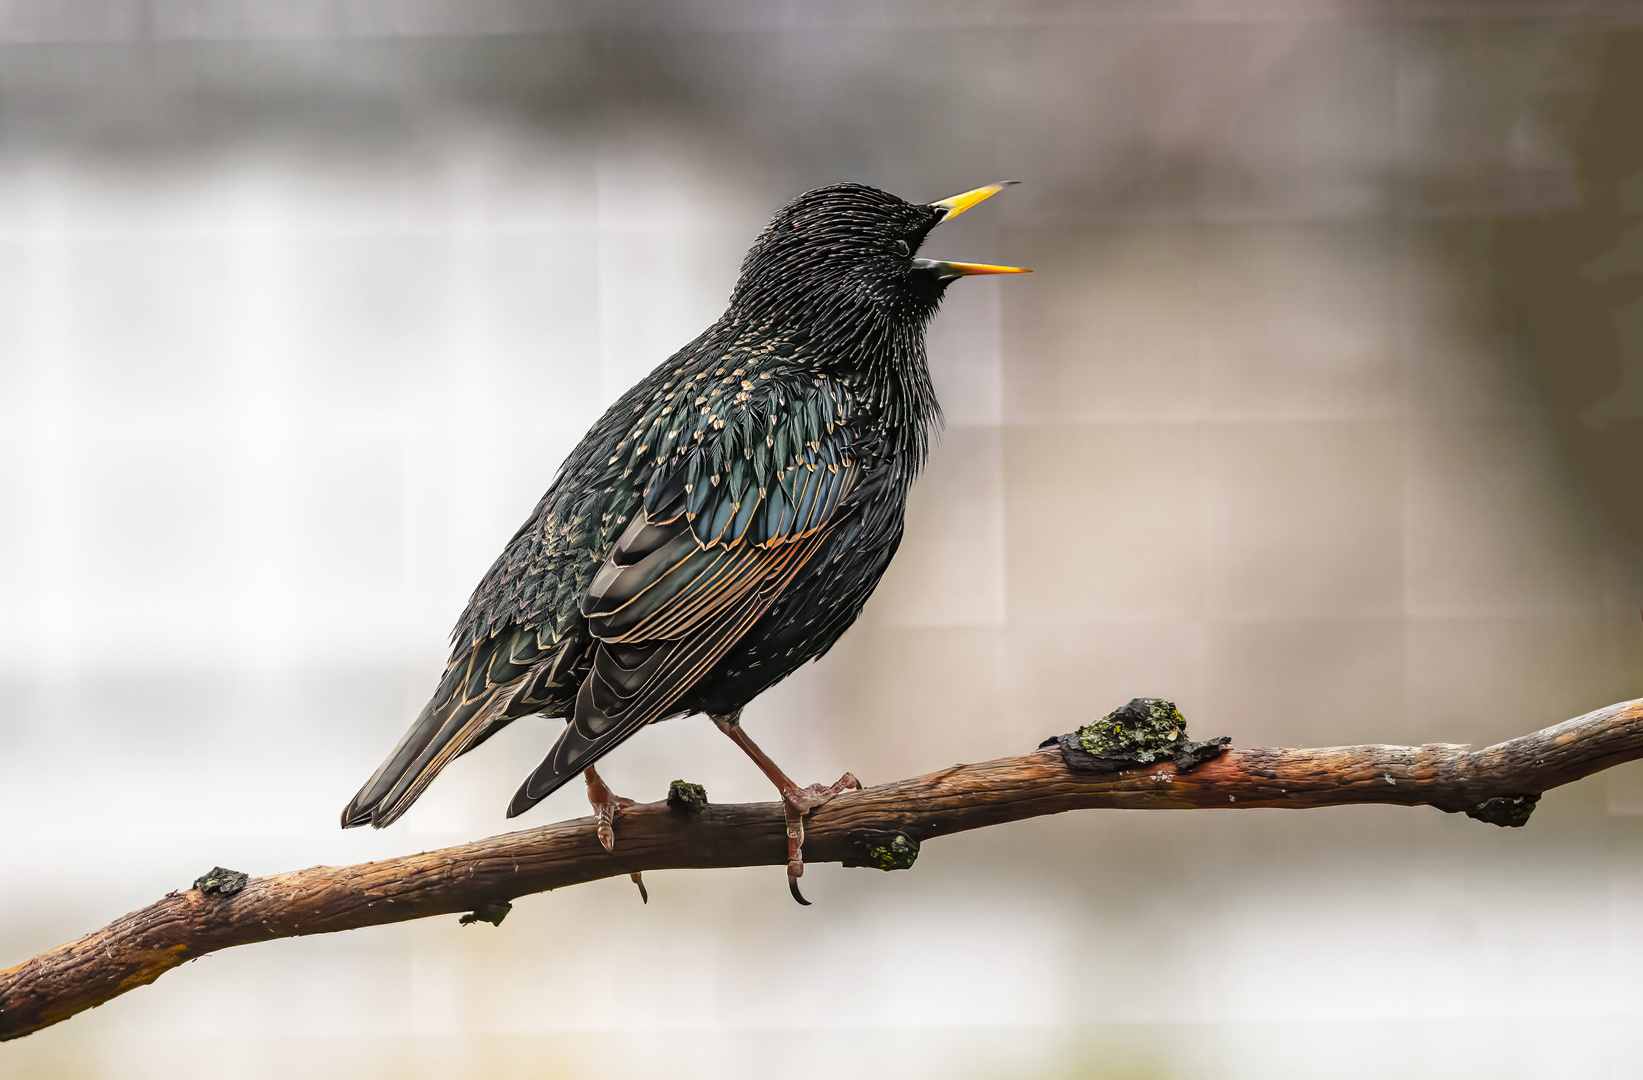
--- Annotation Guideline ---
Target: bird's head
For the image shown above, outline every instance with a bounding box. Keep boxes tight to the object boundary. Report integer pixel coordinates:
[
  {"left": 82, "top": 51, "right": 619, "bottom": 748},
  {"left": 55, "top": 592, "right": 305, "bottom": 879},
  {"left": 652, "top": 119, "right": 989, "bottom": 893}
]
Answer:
[{"left": 728, "top": 181, "right": 1029, "bottom": 333}]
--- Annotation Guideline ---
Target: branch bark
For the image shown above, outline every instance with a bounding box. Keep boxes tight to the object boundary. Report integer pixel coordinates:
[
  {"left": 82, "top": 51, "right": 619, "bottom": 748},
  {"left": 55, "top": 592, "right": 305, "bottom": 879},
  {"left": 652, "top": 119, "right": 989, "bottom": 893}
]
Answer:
[{"left": 4, "top": 697, "right": 1641, "bottom": 1042}]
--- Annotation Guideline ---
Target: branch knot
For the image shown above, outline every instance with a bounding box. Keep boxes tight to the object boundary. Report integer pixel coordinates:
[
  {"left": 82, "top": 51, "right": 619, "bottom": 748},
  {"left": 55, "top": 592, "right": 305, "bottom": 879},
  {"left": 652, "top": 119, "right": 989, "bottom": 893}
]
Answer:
[
  {"left": 1465, "top": 794, "right": 1540, "bottom": 828},
  {"left": 458, "top": 901, "right": 513, "bottom": 927}
]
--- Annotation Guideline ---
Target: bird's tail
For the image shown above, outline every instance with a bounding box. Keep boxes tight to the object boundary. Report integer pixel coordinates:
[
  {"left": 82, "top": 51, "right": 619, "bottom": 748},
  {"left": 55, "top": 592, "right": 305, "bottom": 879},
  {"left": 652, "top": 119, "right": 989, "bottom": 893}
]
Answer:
[
  {"left": 340, "top": 692, "right": 452, "bottom": 829},
  {"left": 341, "top": 626, "right": 559, "bottom": 829},
  {"left": 340, "top": 673, "right": 512, "bottom": 829}
]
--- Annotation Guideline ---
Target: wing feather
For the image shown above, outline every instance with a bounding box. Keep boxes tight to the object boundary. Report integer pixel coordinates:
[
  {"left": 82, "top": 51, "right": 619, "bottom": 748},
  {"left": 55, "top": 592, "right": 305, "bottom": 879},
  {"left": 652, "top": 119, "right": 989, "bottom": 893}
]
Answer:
[{"left": 509, "top": 523, "right": 832, "bottom": 812}]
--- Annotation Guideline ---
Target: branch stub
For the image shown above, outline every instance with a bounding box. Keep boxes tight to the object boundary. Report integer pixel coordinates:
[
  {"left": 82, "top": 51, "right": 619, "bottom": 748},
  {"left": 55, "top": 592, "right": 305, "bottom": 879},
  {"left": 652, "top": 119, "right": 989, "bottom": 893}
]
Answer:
[
  {"left": 458, "top": 901, "right": 513, "bottom": 927},
  {"left": 1465, "top": 794, "right": 1540, "bottom": 827}
]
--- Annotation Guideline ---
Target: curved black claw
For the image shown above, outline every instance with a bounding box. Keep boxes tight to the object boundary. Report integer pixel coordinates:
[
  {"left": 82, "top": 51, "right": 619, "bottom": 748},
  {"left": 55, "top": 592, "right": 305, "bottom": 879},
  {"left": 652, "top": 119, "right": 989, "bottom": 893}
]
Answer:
[
  {"left": 631, "top": 872, "right": 649, "bottom": 904},
  {"left": 777, "top": 774, "right": 859, "bottom": 907}
]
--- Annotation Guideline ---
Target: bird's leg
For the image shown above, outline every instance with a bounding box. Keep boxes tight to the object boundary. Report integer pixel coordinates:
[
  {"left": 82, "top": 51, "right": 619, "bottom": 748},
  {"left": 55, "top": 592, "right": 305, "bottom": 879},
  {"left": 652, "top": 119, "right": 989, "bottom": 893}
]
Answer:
[
  {"left": 583, "top": 765, "right": 647, "bottom": 903},
  {"left": 583, "top": 764, "right": 633, "bottom": 852},
  {"left": 710, "top": 711, "right": 860, "bottom": 906}
]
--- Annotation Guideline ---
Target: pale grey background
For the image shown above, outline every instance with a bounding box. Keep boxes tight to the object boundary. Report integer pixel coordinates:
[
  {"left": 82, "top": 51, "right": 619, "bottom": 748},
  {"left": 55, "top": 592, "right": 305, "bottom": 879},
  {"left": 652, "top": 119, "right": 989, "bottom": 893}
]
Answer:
[{"left": 3, "top": 3, "right": 1643, "bottom": 1077}]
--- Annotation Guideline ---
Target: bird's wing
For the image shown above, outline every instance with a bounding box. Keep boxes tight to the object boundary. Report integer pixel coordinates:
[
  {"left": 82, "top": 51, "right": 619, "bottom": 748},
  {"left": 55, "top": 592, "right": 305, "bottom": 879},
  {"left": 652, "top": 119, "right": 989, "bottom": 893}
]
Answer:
[{"left": 506, "top": 374, "right": 865, "bottom": 815}]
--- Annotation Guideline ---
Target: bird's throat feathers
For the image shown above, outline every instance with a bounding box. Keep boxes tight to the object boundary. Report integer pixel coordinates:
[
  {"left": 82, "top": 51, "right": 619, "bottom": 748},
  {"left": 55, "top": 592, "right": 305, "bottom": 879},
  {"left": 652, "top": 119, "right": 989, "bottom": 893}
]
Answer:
[
  {"left": 724, "top": 187, "right": 949, "bottom": 472},
  {"left": 713, "top": 306, "right": 942, "bottom": 475}
]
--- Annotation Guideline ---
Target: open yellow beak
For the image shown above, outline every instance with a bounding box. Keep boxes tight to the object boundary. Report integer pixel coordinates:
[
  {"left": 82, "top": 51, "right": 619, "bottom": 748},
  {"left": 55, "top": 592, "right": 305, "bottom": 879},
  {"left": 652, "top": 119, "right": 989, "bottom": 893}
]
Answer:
[
  {"left": 929, "top": 181, "right": 1019, "bottom": 223},
  {"left": 923, "top": 182, "right": 1030, "bottom": 277}
]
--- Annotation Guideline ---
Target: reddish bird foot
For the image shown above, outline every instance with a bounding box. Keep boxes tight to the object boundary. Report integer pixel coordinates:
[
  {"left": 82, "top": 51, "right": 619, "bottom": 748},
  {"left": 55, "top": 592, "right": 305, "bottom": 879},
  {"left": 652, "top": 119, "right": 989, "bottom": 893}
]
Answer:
[
  {"left": 711, "top": 712, "right": 862, "bottom": 904},
  {"left": 583, "top": 766, "right": 647, "bottom": 904},
  {"left": 778, "top": 773, "right": 861, "bottom": 905}
]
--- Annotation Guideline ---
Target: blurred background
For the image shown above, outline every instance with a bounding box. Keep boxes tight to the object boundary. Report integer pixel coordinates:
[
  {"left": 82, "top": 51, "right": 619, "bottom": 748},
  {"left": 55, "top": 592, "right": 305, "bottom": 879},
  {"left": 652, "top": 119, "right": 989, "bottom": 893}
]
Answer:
[{"left": 3, "top": 2, "right": 1643, "bottom": 1077}]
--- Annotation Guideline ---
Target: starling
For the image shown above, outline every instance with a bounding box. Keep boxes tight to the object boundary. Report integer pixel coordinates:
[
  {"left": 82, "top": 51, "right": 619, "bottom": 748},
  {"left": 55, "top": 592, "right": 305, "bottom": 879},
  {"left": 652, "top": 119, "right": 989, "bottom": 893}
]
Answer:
[{"left": 341, "top": 181, "right": 1028, "bottom": 902}]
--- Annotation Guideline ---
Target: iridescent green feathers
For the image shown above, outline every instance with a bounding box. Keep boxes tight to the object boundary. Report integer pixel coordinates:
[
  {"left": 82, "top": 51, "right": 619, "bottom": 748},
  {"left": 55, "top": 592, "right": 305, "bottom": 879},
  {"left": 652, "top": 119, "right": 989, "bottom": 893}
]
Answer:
[{"left": 505, "top": 361, "right": 872, "bottom": 816}]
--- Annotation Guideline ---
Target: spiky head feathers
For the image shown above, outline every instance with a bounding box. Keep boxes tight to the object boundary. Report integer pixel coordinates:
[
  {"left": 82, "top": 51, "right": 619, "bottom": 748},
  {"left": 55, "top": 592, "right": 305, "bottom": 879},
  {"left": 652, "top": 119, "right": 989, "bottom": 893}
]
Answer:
[{"left": 730, "top": 183, "right": 947, "bottom": 328}]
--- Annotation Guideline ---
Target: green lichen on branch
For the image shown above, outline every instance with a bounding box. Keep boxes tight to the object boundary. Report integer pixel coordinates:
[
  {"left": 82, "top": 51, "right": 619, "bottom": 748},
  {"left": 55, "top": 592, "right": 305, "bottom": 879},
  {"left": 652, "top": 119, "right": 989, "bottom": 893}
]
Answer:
[
  {"left": 667, "top": 780, "right": 708, "bottom": 812},
  {"left": 862, "top": 834, "right": 919, "bottom": 871},
  {"left": 1051, "top": 697, "right": 1230, "bottom": 774},
  {"left": 1077, "top": 698, "right": 1190, "bottom": 761},
  {"left": 191, "top": 867, "right": 248, "bottom": 896},
  {"left": 842, "top": 831, "right": 920, "bottom": 871}
]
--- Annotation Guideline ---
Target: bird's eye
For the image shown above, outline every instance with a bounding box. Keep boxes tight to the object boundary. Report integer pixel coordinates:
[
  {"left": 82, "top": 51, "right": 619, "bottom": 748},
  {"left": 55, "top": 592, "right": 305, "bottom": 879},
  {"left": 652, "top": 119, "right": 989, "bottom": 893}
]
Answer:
[{"left": 893, "top": 240, "right": 911, "bottom": 258}]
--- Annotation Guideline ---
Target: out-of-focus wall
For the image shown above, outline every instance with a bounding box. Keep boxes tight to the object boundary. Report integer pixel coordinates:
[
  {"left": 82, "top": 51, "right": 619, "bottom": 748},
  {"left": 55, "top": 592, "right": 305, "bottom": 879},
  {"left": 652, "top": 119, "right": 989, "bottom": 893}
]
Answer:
[{"left": 2, "top": 4, "right": 1641, "bottom": 1078}]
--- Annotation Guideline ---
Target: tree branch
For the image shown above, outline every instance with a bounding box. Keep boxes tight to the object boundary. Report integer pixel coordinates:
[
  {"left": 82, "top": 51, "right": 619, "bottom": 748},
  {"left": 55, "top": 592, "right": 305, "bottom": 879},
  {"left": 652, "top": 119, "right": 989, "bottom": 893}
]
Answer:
[{"left": 4, "top": 697, "right": 1641, "bottom": 1042}]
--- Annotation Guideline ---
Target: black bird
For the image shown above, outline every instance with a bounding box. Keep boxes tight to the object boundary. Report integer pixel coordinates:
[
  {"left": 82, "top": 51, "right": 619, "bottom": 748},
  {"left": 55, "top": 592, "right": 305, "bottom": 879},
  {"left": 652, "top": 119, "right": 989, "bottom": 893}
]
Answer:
[{"left": 341, "top": 181, "right": 1028, "bottom": 902}]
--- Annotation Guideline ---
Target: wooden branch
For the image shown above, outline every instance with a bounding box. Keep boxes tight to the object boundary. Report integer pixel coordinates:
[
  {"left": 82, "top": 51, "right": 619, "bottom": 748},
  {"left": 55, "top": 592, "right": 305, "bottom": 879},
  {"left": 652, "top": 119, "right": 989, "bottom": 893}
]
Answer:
[{"left": 4, "top": 697, "right": 1641, "bottom": 1042}]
